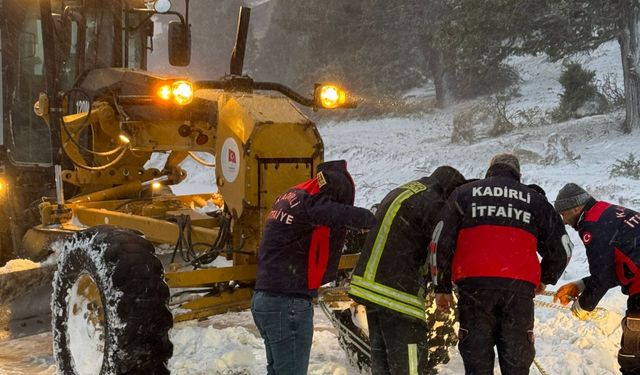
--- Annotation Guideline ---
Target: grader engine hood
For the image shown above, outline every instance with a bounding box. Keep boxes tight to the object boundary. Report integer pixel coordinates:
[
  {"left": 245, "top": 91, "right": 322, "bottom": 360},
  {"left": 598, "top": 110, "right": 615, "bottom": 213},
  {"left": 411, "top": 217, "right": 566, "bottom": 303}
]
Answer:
[{"left": 193, "top": 89, "right": 324, "bottom": 261}]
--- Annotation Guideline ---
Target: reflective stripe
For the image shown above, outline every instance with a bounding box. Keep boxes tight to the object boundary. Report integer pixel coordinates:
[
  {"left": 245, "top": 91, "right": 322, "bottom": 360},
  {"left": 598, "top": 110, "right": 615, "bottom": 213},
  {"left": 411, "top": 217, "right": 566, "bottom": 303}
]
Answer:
[
  {"left": 363, "top": 182, "right": 427, "bottom": 280},
  {"left": 430, "top": 220, "right": 444, "bottom": 285},
  {"left": 351, "top": 275, "right": 424, "bottom": 309},
  {"left": 408, "top": 343, "right": 418, "bottom": 375},
  {"left": 349, "top": 284, "right": 426, "bottom": 321}
]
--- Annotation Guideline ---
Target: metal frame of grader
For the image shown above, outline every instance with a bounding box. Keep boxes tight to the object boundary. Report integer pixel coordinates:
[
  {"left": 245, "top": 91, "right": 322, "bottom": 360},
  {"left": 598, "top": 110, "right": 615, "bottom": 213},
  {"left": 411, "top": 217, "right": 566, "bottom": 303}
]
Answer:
[{"left": 0, "top": 0, "right": 356, "bottom": 333}]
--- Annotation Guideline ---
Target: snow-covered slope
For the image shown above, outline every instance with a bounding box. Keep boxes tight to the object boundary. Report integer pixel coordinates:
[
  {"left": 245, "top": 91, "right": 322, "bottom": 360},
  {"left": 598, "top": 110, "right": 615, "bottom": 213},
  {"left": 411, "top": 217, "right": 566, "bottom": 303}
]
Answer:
[
  {"left": 165, "top": 40, "right": 638, "bottom": 375},
  {"left": 1, "top": 41, "right": 637, "bottom": 375},
  {"left": 319, "top": 41, "right": 636, "bottom": 375},
  {"left": 321, "top": 106, "right": 635, "bottom": 375}
]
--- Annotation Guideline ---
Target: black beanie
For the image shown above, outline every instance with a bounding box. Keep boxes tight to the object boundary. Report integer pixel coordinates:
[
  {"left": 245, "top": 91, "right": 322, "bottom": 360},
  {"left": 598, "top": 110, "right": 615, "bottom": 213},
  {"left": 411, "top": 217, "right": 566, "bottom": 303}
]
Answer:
[
  {"left": 431, "top": 166, "right": 466, "bottom": 197},
  {"left": 554, "top": 183, "right": 592, "bottom": 212}
]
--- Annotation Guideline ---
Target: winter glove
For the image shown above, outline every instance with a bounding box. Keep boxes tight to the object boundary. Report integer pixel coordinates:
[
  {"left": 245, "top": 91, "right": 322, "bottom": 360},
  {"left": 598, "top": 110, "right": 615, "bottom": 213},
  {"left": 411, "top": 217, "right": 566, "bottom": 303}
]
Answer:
[
  {"left": 553, "top": 280, "right": 585, "bottom": 306},
  {"left": 570, "top": 299, "right": 591, "bottom": 320}
]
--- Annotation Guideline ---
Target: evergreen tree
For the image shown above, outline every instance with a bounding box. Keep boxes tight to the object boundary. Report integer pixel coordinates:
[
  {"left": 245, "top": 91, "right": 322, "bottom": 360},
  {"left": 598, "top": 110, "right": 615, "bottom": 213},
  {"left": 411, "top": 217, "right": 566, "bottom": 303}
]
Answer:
[
  {"left": 524, "top": 0, "right": 640, "bottom": 132},
  {"left": 458, "top": 0, "right": 639, "bottom": 132},
  {"left": 433, "top": 0, "right": 640, "bottom": 131}
]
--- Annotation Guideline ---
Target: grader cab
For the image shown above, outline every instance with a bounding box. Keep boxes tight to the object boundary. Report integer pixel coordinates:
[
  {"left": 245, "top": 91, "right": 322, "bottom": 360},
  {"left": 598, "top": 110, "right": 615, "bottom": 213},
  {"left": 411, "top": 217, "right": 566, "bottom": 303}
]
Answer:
[{"left": 0, "top": 1, "right": 456, "bottom": 373}]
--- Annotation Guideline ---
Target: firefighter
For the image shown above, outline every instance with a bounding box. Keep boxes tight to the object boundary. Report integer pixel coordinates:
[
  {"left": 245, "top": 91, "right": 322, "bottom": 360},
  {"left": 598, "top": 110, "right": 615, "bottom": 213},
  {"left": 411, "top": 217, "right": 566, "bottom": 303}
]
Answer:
[
  {"left": 433, "top": 153, "right": 571, "bottom": 375},
  {"left": 553, "top": 183, "right": 640, "bottom": 375},
  {"left": 252, "top": 160, "right": 376, "bottom": 375},
  {"left": 348, "top": 165, "right": 466, "bottom": 375}
]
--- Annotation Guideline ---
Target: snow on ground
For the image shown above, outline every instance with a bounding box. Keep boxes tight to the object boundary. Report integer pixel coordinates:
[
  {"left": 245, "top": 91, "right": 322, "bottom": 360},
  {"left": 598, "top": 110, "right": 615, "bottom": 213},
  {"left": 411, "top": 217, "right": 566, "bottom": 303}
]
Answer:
[
  {"left": 169, "top": 309, "right": 359, "bottom": 375},
  {"left": 1, "top": 41, "right": 638, "bottom": 374}
]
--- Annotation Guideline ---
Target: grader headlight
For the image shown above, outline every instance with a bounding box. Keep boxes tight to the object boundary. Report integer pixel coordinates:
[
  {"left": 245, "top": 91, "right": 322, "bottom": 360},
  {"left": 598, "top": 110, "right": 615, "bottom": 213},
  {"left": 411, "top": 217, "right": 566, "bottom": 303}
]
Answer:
[
  {"left": 314, "top": 84, "right": 354, "bottom": 109},
  {"left": 155, "top": 80, "right": 193, "bottom": 105},
  {"left": 172, "top": 81, "right": 193, "bottom": 105}
]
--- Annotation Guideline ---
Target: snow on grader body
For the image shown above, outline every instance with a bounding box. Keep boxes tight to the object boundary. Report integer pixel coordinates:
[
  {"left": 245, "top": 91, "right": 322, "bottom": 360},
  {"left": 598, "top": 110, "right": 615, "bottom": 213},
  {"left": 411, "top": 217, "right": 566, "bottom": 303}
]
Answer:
[{"left": 0, "top": 1, "right": 456, "bottom": 373}]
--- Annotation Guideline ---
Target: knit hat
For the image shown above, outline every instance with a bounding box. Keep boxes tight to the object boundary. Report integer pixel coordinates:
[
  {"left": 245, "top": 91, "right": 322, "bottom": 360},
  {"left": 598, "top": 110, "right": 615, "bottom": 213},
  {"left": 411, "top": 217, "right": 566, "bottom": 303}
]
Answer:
[
  {"left": 554, "top": 183, "right": 592, "bottom": 212},
  {"left": 489, "top": 153, "right": 520, "bottom": 175}
]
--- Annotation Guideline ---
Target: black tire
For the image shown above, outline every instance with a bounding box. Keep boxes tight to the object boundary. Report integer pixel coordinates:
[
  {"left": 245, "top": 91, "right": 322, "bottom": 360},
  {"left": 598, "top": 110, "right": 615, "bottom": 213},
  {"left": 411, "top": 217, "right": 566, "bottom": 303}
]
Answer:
[
  {"left": 334, "top": 287, "right": 458, "bottom": 374},
  {"left": 52, "top": 226, "right": 173, "bottom": 375},
  {"left": 333, "top": 308, "right": 371, "bottom": 373}
]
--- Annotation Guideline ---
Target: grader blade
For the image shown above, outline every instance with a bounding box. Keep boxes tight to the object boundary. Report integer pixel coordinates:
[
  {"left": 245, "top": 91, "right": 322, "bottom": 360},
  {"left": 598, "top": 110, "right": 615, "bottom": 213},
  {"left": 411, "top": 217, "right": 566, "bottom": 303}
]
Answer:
[{"left": 0, "top": 266, "right": 56, "bottom": 342}]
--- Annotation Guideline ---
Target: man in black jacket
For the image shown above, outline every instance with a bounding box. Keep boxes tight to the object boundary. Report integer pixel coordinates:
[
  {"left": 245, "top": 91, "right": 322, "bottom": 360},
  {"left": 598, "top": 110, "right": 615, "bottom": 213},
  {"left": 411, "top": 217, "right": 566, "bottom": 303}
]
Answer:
[
  {"left": 433, "top": 153, "right": 571, "bottom": 375},
  {"left": 553, "top": 183, "right": 640, "bottom": 375},
  {"left": 252, "top": 160, "right": 376, "bottom": 375},
  {"left": 348, "top": 165, "right": 466, "bottom": 375}
]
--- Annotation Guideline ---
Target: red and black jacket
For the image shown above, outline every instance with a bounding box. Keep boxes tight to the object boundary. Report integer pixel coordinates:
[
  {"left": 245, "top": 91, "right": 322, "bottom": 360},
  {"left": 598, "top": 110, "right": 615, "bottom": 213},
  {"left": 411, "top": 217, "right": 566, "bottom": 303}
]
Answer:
[
  {"left": 433, "top": 164, "right": 571, "bottom": 296},
  {"left": 255, "top": 161, "right": 376, "bottom": 298},
  {"left": 576, "top": 198, "right": 640, "bottom": 311}
]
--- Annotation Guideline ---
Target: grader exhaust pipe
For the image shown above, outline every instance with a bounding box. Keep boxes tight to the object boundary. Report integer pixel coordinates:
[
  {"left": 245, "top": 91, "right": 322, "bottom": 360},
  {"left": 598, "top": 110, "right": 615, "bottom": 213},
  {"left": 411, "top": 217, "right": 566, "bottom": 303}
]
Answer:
[{"left": 230, "top": 6, "right": 251, "bottom": 76}]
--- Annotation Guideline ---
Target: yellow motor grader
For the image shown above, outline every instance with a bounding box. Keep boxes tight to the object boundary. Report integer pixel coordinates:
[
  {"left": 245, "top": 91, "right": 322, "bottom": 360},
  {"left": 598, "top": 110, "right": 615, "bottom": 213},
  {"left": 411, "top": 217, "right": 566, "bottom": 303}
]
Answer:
[{"left": 0, "top": 0, "right": 457, "bottom": 373}]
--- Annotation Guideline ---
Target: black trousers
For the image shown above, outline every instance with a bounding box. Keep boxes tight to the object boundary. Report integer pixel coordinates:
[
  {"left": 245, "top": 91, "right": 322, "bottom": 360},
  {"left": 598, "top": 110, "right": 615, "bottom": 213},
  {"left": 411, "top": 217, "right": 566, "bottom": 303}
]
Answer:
[
  {"left": 366, "top": 306, "right": 428, "bottom": 375},
  {"left": 620, "top": 296, "right": 640, "bottom": 375},
  {"left": 457, "top": 288, "right": 535, "bottom": 375}
]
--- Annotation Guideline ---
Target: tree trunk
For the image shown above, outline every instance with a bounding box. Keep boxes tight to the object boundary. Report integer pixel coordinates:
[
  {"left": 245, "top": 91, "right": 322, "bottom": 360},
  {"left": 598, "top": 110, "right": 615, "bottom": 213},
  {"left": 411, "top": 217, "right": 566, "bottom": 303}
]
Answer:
[
  {"left": 618, "top": 1, "right": 640, "bottom": 133},
  {"left": 427, "top": 48, "right": 456, "bottom": 107}
]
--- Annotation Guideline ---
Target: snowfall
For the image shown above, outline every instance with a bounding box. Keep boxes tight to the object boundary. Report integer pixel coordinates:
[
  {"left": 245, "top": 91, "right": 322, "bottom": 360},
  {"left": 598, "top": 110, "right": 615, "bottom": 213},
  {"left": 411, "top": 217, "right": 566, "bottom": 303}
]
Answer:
[{"left": 1, "top": 40, "right": 639, "bottom": 375}]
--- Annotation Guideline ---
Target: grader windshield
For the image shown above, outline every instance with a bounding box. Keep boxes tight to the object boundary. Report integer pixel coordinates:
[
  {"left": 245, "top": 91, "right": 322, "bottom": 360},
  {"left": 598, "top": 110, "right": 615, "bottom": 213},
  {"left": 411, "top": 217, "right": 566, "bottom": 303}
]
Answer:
[{"left": 1, "top": 0, "right": 153, "bottom": 165}]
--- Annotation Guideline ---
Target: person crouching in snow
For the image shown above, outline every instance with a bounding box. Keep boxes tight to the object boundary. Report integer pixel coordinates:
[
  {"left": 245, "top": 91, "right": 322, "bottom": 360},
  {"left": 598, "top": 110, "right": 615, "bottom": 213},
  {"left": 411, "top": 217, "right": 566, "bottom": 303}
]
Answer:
[
  {"left": 553, "top": 183, "right": 640, "bottom": 375},
  {"left": 433, "top": 153, "right": 571, "bottom": 375},
  {"left": 252, "top": 160, "right": 376, "bottom": 375},
  {"left": 348, "top": 165, "right": 466, "bottom": 375}
]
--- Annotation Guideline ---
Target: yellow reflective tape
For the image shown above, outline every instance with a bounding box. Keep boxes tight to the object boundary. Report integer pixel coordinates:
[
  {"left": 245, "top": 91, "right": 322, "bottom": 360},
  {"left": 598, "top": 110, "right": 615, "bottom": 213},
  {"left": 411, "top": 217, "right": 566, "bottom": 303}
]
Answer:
[
  {"left": 402, "top": 181, "right": 427, "bottom": 194},
  {"left": 408, "top": 343, "right": 418, "bottom": 375},
  {"left": 363, "top": 182, "right": 427, "bottom": 280},
  {"left": 351, "top": 275, "right": 425, "bottom": 309},
  {"left": 349, "top": 284, "right": 426, "bottom": 321}
]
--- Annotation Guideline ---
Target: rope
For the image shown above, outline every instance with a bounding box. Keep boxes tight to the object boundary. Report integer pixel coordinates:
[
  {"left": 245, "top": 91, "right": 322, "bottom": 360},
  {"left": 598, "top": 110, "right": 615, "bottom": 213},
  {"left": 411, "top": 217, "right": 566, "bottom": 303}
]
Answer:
[
  {"left": 534, "top": 291, "right": 620, "bottom": 341},
  {"left": 535, "top": 291, "right": 610, "bottom": 322},
  {"left": 530, "top": 291, "right": 618, "bottom": 374},
  {"left": 533, "top": 358, "right": 552, "bottom": 375}
]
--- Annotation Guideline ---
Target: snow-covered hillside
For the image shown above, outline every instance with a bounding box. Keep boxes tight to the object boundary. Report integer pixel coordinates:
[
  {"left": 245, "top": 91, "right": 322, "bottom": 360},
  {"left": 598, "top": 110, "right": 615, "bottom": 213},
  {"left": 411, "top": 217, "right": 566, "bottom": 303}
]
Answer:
[
  {"left": 1, "top": 41, "right": 638, "bottom": 375},
  {"left": 320, "top": 40, "right": 636, "bottom": 375}
]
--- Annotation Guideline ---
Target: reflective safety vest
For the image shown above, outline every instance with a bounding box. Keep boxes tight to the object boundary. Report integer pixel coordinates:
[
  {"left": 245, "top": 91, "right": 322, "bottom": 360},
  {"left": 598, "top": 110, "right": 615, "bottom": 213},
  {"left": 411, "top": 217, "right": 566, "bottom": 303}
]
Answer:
[{"left": 349, "top": 180, "right": 432, "bottom": 322}]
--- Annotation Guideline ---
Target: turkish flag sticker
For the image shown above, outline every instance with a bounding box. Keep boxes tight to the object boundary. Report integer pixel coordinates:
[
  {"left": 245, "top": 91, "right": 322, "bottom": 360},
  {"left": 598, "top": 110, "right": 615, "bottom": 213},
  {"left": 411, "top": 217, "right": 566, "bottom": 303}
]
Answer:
[
  {"left": 228, "top": 149, "right": 236, "bottom": 163},
  {"left": 582, "top": 232, "right": 592, "bottom": 244}
]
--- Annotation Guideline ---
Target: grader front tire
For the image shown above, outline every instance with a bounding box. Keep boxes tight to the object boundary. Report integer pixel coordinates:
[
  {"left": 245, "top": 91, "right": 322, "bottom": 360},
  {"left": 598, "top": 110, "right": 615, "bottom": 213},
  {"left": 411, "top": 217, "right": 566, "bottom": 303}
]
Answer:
[{"left": 52, "top": 226, "right": 173, "bottom": 375}]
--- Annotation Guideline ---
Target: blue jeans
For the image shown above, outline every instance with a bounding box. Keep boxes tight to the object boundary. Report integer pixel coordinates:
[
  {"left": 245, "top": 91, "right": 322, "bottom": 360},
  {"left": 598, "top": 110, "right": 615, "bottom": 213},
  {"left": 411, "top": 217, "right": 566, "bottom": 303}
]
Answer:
[{"left": 251, "top": 291, "right": 314, "bottom": 375}]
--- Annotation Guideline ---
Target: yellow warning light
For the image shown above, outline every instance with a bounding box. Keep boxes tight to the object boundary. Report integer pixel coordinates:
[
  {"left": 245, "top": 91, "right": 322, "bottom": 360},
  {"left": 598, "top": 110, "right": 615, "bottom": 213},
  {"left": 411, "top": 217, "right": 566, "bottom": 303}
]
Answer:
[
  {"left": 151, "top": 181, "right": 163, "bottom": 190},
  {"left": 315, "top": 84, "right": 349, "bottom": 109},
  {"left": 172, "top": 81, "right": 193, "bottom": 105},
  {"left": 157, "top": 85, "right": 172, "bottom": 101}
]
